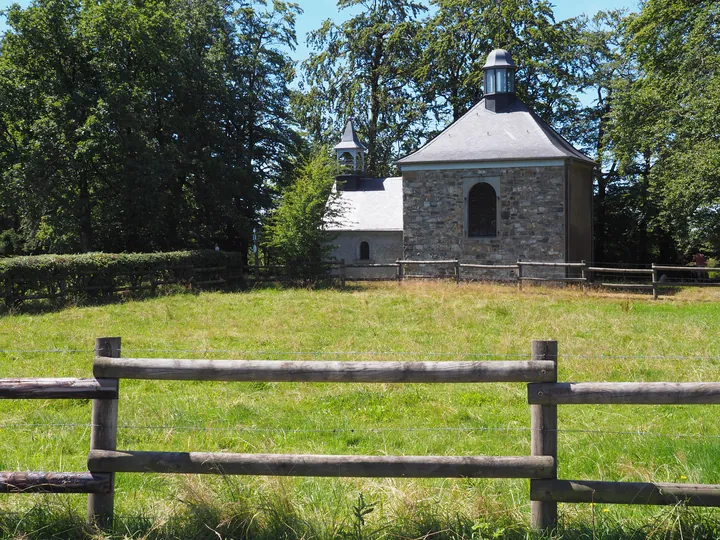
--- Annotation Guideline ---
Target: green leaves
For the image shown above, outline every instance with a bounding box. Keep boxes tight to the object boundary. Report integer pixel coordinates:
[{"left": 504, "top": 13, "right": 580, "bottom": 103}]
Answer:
[
  {"left": 0, "top": 0, "right": 301, "bottom": 255},
  {"left": 300, "top": 0, "right": 428, "bottom": 177},
  {"left": 262, "top": 150, "right": 340, "bottom": 273},
  {"left": 607, "top": 0, "right": 720, "bottom": 257}
]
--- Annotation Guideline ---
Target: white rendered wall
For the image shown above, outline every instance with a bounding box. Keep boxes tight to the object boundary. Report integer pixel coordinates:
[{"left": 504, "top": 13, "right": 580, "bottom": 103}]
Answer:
[{"left": 329, "top": 231, "right": 403, "bottom": 279}]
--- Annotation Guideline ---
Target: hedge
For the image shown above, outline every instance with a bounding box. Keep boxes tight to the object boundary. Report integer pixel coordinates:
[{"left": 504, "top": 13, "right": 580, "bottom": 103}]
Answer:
[{"left": 1, "top": 250, "right": 247, "bottom": 307}]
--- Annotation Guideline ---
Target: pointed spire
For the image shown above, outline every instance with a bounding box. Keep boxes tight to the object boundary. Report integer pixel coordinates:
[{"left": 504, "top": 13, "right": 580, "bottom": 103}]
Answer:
[
  {"left": 334, "top": 119, "right": 367, "bottom": 151},
  {"left": 334, "top": 119, "right": 367, "bottom": 182}
]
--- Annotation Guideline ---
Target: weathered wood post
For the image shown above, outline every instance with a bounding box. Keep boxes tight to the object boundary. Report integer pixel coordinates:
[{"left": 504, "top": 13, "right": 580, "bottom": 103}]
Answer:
[
  {"left": 396, "top": 260, "right": 404, "bottom": 284},
  {"left": 530, "top": 339, "right": 558, "bottom": 531},
  {"left": 517, "top": 261, "right": 523, "bottom": 291},
  {"left": 88, "top": 337, "right": 120, "bottom": 530},
  {"left": 651, "top": 264, "right": 659, "bottom": 300},
  {"left": 340, "top": 259, "right": 346, "bottom": 288},
  {"left": 455, "top": 260, "right": 461, "bottom": 284},
  {"left": 580, "top": 260, "right": 587, "bottom": 294}
]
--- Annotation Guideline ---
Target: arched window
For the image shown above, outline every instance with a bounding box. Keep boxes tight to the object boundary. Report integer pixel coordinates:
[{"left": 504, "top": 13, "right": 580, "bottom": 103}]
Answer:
[
  {"left": 468, "top": 182, "right": 497, "bottom": 237},
  {"left": 359, "top": 241, "right": 370, "bottom": 260}
]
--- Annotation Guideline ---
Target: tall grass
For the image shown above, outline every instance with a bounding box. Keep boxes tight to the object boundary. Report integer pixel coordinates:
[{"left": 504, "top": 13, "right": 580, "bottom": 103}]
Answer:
[{"left": 0, "top": 282, "right": 719, "bottom": 538}]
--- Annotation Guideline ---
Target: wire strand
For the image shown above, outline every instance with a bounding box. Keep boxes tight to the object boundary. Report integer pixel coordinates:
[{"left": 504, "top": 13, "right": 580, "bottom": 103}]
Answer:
[
  {"left": 3, "top": 347, "right": 720, "bottom": 362},
  {"left": 121, "top": 349, "right": 533, "bottom": 358},
  {"left": 1, "top": 422, "right": 719, "bottom": 440}
]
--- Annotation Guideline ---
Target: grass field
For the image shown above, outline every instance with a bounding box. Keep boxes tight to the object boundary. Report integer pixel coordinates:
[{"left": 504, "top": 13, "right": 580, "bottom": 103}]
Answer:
[{"left": 1, "top": 282, "right": 720, "bottom": 539}]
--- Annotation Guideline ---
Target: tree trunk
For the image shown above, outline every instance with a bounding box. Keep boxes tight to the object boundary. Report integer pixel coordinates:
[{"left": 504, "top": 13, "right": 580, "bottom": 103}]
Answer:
[
  {"left": 78, "top": 176, "right": 92, "bottom": 252},
  {"left": 366, "top": 34, "right": 384, "bottom": 177},
  {"left": 594, "top": 98, "right": 611, "bottom": 263},
  {"left": 595, "top": 174, "right": 607, "bottom": 263},
  {"left": 637, "top": 154, "right": 651, "bottom": 263}
]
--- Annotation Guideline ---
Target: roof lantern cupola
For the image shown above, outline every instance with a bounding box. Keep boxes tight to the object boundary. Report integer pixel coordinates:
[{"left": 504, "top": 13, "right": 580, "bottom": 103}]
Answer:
[
  {"left": 334, "top": 119, "right": 367, "bottom": 190},
  {"left": 334, "top": 119, "right": 367, "bottom": 174},
  {"left": 483, "top": 49, "right": 516, "bottom": 113}
]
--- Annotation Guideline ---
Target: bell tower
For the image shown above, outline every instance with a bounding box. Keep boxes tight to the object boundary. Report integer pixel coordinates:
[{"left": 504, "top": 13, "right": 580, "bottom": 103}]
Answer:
[{"left": 334, "top": 119, "right": 367, "bottom": 189}]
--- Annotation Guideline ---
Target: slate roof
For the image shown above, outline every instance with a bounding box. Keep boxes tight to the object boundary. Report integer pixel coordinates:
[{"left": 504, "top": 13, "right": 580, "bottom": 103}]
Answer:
[
  {"left": 397, "top": 98, "right": 595, "bottom": 166},
  {"left": 334, "top": 119, "right": 367, "bottom": 151},
  {"left": 483, "top": 49, "right": 516, "bottom": 69},
  {"left": 327, "top": 177, "right": 403, "bottom": 232}
]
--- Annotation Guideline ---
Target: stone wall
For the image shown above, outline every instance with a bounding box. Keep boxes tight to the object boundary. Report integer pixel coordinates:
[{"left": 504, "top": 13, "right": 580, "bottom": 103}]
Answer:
[{"left": 402, "top": 165, "right": 567, "bottom": 277}]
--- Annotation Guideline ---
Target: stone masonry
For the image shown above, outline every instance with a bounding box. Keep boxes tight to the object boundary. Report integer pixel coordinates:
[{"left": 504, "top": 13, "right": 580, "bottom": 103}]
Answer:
[{"left": 402, "top": 165, "right": 566, "bottom": 277}]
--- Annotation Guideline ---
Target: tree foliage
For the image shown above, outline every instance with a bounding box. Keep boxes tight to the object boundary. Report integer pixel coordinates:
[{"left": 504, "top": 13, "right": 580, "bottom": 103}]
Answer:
[
  {"left": 0, "top": 0, "right": 301, "bottom": 255},
  {"left": 2, "top": 0, "right": 720, "bottom": 265},
  {"left": 298, "top": 0, "right": 429, "bottom": 177},
  {"left": 608, "top": 0, "right": 720, "bottom": 257},
  {"left": 418, "top": 0, "right": 585, "bottom": 127},
  {"left": 262, "top": 150, "right": 340, "bottom": 272}
]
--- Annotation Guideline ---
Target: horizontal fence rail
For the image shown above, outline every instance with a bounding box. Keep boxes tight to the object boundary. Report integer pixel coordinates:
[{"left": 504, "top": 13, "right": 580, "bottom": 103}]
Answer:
[
  {"left": 0, "top": 378, "right": 118, "bottom": 399},
  {"left": 531, "top": 480, "right": 720, "bottom": 507},
  {"left": 88, "top": 451, "right": 554, "bottom": 479},
  {"left": 396, "top": 260, "right": 458, "bottom": 265},
  {"left": 94, "top": 357, "right": 557, "bottom": 383},
  {"left": 460, "top": 264, "right": 519, "bottom": 270},
  {"left": 517, "top": 261, "right": 586, "bottom": 267},
  {"left": 588, "top": 267, "right": 653, "bottom": 274},
  {"left": 528, "top": 382, "right": 720, "bottom": 404},
  {"left": 0, "top": 472, "right": 112, "bottom": 494}
]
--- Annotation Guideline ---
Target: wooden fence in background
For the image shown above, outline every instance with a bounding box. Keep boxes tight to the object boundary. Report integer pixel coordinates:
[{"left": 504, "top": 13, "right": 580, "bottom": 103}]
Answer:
[
  {"left": 346, "top": 260, "right": 719, "bottom": 300},
  {"left": 3, "top": 259, "right": 718, "bottom": 308},
  {"left": 2, "top": 338, "right": 720, "bottom": 531}
]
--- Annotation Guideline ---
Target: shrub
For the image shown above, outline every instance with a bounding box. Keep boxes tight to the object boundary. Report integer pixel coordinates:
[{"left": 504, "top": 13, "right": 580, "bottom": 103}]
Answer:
[
  {"left": 262, "top": 151, "right": 341, "bottom": 280},
  {"left": 0, "top": 229, "right": 24, "bottom": 256},
  {"left": 0, "top": 250, "right": 246, "bottom": 307}
]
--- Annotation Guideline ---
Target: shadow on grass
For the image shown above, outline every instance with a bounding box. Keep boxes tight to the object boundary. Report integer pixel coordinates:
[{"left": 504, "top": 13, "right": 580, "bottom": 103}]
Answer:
[
  {"left": 2, "top": 501, "right": 719, "bottom": 540},
  {"left": 0, "top": 279, "right": 369, "bottom": 318}
]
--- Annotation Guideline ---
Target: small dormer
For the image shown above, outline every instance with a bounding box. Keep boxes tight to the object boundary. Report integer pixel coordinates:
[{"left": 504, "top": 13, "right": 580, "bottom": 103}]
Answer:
[
  {"left": 334, "top": 119, "right": 367, "bottom": 189},
  {"left": 483, "top": 49, "right": 516, "bottom": 113}
]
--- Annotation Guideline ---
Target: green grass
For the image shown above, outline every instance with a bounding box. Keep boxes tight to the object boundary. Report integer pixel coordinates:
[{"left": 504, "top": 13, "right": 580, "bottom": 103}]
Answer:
[{"left": 1, "top": 282, "right": 720, "bottom": 538}]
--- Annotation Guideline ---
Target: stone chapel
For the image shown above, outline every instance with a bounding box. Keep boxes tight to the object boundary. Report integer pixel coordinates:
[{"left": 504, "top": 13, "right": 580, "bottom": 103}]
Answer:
[{"left": 329, "top": 49, "right": 595, "bottom": 278}]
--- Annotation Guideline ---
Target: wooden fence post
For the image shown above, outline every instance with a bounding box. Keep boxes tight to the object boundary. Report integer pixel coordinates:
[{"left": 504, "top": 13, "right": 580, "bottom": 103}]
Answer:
[
  {"left": 88, "top": 337, "right": 120, "bottom": 530},
  {"left": 580, "top": 261, "right": 587, "bottom": 294},
  {"left": 517, "top": 261, "right": 523, "bottom": 291},
  {"left": 455, "top": 260, "right": 461, "bottom": 284},
  {"left": 530, "top": 339, "right": 558, "bottom": 531},
  {"left": 651, "top": 264, "right": 659, "bottom": 300},
  {"left": 396, "top": 261, "right": 404, "bottom": 284}
]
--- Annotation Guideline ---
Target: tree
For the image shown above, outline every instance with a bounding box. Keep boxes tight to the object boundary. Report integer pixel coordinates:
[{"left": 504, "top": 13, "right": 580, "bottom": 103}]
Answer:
[
  {"left": 262, "top": 150, "right": 341, "bottom": 277},
  {"left": 569, "top": 9, "right": 646, "bottom": 263},
  {"left": 417, "top": 0, "right": 585, "bottom": 129},
  {"left": 299, "top": 0, "right": 428, "bottom": 177},
  {"left": 608, "top": 0, "right": 720, "bottom": 260},
  {"left": 0, "top": 0, "right": 301, "bottom": 255}
]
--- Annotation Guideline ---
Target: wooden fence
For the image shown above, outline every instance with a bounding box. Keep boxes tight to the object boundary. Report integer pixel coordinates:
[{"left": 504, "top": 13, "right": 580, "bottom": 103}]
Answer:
[
  {"left": 352, "top": 260, "right": 719, "bottom": 299},
  {"left": 250, "top": 259, "right": 716, "bottom": 300},
  {"left": 3, "top": 259, "right": 718, "bottom": 308},
  {"left": 2, "top": 338, "right": 720, "bottom": 531}
]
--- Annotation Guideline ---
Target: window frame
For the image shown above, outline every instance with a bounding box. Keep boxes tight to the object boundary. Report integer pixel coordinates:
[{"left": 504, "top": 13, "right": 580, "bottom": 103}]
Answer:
[
  {"left": 358, "top": 240, "right": 371, "bottom": 261},
  {"left": 463, "top": 178, "right": 500, "bottom": 239}
]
